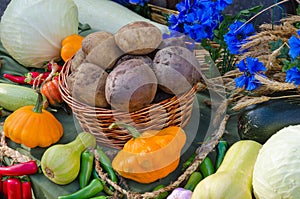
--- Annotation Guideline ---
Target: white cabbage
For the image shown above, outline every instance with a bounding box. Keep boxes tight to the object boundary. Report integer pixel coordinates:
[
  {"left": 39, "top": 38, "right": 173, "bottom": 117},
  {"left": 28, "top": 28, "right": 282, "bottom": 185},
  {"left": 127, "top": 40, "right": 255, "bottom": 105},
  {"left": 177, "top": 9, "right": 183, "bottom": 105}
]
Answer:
[
  {"left": 0, "top": 0, "right": 78, "bottom": 68},
  {"left": 253, "top": 124, "right": 300, "bottom": 199}
]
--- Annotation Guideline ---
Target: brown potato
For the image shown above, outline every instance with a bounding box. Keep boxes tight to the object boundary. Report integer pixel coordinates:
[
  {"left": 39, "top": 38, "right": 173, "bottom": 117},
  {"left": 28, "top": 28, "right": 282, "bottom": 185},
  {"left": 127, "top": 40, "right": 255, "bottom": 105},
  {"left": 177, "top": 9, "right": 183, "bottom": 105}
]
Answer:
[
  {"left": 105, "top": 59, "right": 157, "bottom": 112},
  {"left": 70, "top": 48, "right": 86, "bottom": 72},
  {"left": 82, "top": 31, "right": 113, "bottom": 55},
  {"left": 114, "top": 21, "right": 162, "bottom": 55},
  {"left": 86, "top": 35, "right": 123, "bottom": 70},
  {"left": 70, "top": 62, "right": 109, "bottom": 108},
  {"left": 152, "top": 46, "right": 202, "bottom": 95}
]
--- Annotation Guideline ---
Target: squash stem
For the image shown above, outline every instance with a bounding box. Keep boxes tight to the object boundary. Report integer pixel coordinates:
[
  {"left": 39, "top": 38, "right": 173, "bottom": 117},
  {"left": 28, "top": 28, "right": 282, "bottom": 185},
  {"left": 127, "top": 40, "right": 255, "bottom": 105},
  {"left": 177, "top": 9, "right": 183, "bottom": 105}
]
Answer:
[
  {"left": 108, "top": 122, "right": 141, "bottom": 138},
  {"left": 33, "top": 90, "right": 44, "bottom": 113}
]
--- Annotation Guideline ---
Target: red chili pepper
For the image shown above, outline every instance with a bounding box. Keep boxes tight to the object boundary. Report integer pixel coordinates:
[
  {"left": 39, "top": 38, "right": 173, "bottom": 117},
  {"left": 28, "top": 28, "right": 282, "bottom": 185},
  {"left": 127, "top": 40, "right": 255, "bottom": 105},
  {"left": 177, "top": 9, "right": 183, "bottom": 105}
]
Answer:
[
  {"left": 0, "top": 175, "right": 2, "bottom": 194},
  {"left": 27, "top": 72, "right": 41, "bottom": 79},
  {"left": 0, "top": 161, "right": 38, "bottom": 176},
  {"left": 0, "top": 108, "right": 11, "bottom": 118},
  {"left": 6, "top": 178, "right": 22, "bottom": 199},
  {"left": 53, "top": 75, "right": 59, "bottom": 81},
  {"left": 25, "top": 71, "right": 51, "bottom": 85},
  {"left": 21, "top": 180, "right": 32, "bottom": 199},
  {"left": 2, "top": 178, "right": 8, "bottom": 198},
  {"left": 3, "top": 74, "right": 26, "bottom": 84},
  {"left": 47, "top": 62, "right": 62, "bottom": 72}
]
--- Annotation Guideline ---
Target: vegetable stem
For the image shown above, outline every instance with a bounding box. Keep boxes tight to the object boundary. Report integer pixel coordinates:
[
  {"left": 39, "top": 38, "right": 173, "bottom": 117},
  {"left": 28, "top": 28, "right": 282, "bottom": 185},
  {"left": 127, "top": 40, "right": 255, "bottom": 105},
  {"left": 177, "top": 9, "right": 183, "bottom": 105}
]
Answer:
[
  {"left": 32, "top": 91, "right": 44, "bottom": 113},
  {"left": 109, "top": 121, "right": 141, "bottom": 138}
]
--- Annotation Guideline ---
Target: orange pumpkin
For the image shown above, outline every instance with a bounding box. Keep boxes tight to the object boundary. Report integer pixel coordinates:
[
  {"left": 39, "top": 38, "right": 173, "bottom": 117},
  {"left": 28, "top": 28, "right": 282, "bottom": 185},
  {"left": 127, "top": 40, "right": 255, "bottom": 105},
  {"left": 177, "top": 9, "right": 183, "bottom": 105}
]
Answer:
[
  {"left": 111, "top": 122, "right": 186, "bottom": 184},
  {"left": 41, "top": 78, "right": 63, "bottom": 108},
  {"left": 60, "top": 34, "right": 84, "bottom": 62},
  {"left": 3, "top": 91, "right": 63, "bottom": 148}
]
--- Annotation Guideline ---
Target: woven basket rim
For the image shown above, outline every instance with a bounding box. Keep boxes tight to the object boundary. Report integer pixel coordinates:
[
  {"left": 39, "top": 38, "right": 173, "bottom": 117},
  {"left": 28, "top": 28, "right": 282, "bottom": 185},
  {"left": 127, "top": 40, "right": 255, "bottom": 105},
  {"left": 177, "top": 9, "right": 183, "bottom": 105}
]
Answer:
[{"left": 58, "top": 59, "right": 199, "bottom": 114}]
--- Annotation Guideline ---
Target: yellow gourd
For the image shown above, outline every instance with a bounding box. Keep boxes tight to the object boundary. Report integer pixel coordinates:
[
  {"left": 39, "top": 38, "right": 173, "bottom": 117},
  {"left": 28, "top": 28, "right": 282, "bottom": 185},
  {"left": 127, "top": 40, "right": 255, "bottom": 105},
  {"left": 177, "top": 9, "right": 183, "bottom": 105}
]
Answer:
[
  {"left": 192, "top": 140, "right": 262, "bottom": 199},
  {"left": 111, "top": 122, "right": 186, "bottom": 184},
  {"left": 3, "top": 91, "right": 63, "bottom": 148}
]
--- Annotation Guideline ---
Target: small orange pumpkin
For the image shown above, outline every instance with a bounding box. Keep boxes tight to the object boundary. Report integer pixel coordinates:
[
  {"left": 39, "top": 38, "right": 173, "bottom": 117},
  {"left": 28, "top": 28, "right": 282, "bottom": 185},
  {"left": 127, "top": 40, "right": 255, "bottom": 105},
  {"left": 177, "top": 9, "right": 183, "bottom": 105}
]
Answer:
[
  {"left": 110, "top": 122, "right": 186, "bottom": 184},
  {"left": 41, "top": 78, "right": 63, "bottom": 108},
  {"left": 60, "top": 34, "right": 84, "bottom": 62},
  {"left": 3, "top": 90, "right": 63, "bottom": 148}
]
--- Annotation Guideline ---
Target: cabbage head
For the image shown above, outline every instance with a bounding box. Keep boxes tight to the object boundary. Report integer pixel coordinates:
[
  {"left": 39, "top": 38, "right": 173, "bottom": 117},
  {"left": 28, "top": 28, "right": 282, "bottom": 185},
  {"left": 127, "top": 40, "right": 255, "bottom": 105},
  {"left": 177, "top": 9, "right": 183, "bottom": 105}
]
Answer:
[
  {"left": 0, "top": 0, "right": 78, "bottom": 68},
  {"left": 252, "top": 124, "right": 300, "bottom": 199}
]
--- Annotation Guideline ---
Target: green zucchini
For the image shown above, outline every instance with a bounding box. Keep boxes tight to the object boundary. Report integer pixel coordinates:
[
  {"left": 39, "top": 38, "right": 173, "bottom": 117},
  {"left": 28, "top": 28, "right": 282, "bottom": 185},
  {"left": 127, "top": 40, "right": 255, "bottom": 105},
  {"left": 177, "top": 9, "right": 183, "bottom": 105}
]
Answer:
[
  {"left": 238, "top": 98, "right": 300, "bottom": 144},
  {"left": 0, "top": 83, "right": 45, "bottom": 111}
]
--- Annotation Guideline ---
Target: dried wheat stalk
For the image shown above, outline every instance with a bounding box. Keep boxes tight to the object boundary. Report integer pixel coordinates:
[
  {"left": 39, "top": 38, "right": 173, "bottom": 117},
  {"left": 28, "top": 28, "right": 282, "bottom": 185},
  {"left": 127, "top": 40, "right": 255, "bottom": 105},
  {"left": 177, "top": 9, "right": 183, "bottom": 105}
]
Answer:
[{"left": 232, "top": 96, "right": 271, "bottom": 111}]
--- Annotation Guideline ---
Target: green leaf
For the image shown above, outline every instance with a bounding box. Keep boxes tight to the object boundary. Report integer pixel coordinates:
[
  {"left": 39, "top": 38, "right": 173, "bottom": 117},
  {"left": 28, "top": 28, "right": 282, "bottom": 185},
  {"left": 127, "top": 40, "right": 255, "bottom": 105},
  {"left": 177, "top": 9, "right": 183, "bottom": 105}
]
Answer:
[{"left": 247, "top": 5, "right": 263, "bottom": 13}]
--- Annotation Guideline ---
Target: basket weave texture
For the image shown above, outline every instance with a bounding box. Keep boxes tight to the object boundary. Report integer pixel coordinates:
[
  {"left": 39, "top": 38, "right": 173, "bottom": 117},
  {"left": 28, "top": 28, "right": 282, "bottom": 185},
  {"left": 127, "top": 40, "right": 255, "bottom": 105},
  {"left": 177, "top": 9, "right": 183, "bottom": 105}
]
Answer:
[{"left": 58, "top": 59, "right": 198, "bottom": 149}]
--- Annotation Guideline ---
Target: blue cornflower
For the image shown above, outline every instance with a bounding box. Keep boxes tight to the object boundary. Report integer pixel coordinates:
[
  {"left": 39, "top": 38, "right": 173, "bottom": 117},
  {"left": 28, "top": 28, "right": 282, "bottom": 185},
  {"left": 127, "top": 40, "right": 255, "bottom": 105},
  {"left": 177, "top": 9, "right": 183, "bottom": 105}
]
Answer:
[
  {"left": 112, "top": 0, "right": 130, "bottom": 6},
  {"left": 168, "top": 0, "right": 231, "bottom": 42},
  {"left": 129, "top": 0, "right": 149, "bottom": 6},
  {"left": 288, "top": 30, "right": 300, "bottom": 60},
  {"left": 286, "top": 66, "right": 300, "bottom": 86},
  {"left": 234, "top": 57, "right": 267, "bottom": 90},
  {"left": 224, "top": 21, "right": 255, "bottom": 55},
  {"left": 214, "top": 0, "right": 233, "bottom": 11},
  {"left": 112, "top": 0, "right": 148, "bottom": 6}
]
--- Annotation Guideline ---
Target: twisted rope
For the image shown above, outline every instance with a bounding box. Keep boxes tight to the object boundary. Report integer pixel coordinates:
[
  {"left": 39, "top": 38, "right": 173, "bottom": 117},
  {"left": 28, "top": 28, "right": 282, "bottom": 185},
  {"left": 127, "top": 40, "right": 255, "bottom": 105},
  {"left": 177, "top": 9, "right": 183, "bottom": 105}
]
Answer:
[{"left": 0, "top": 129, "right": 31, "bottom": 164}]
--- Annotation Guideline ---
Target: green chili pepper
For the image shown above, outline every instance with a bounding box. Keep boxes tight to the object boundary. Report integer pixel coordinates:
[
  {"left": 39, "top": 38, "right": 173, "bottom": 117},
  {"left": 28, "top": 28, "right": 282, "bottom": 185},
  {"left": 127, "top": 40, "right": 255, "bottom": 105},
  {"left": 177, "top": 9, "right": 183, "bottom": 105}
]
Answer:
[
  {"left": 57, "top": 179, "right": 103, "bottom": 199},
  {"left": 184, "top": 171, "right": 203, "bottom": 191},
  {"left": 152, "top": 184, "right": 168, "bottom": 199},
  {"left": 199, "top": 156, "right": 215, "bottom": 178},
  {"left": 95, "top": 147, "right": 118, "bottom": 184},
  {"left": 89, "top": 196, "right": 108, "bottom": 199},
  {"left": 182, "top": 153, "right": 196, "bottom": 171},
  {"left": 79, "top": 149, "right": 95, "bottom": 188},
  {"left": 215, "top": 140, "right": 229, "bottom": 170},
  {"left": 92, "top": 169, "right": 114, "bottom": 196}
]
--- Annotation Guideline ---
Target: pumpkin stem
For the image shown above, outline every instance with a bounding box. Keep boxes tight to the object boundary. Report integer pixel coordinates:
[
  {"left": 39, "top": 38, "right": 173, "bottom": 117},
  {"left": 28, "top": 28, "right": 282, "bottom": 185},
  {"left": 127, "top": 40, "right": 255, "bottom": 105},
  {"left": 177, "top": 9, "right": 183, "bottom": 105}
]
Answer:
[
  {"left": 109, "top": 122, "right": 141, "bottom": 138},
  {"left": 33, "top": 90, "right": 44, "bottom": 113}
]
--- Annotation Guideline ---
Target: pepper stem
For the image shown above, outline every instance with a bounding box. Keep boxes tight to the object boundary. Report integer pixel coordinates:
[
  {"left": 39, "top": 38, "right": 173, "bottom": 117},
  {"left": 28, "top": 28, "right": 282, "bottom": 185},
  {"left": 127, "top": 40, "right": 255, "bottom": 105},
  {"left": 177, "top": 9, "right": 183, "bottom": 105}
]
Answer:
[
  {"left": 108, "top": 122, "right": 141, "bottom": 138},
  {"left": 33, "top": 90, "right": 44, "bottom": 113}
]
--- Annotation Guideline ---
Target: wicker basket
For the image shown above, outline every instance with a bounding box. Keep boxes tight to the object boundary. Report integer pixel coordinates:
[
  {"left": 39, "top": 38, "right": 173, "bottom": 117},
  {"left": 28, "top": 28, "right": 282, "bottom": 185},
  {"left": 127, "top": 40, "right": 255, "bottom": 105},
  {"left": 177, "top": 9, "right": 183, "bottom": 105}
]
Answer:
[
  {"left": 58, "top": 59, "right": 199, "bottom": 149},
  {"left": 57, "top": 6, "right": 230, "bottom": 198}
]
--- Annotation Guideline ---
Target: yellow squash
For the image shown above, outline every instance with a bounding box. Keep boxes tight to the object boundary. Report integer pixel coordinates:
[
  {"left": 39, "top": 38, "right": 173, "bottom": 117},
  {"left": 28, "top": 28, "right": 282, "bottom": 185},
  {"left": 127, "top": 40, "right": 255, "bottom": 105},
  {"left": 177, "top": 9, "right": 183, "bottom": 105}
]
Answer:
[
  {"left": 3, "top": 91, "right": 63, "bottom": 148},
  {"left": 111, "top": 122, "right": 186, "bottom": 184},
  {"left": 60, "top": 34, "right": 84, "bottom": 62},
  {"left": 192, "top": 140, "right": 262, "bottom": 199}
]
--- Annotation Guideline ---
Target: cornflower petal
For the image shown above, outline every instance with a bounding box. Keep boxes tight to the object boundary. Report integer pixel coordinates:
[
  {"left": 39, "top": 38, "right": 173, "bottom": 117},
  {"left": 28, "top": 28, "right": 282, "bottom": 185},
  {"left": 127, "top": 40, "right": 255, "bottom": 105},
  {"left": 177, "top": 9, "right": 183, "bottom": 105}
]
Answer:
[
  {"left": 288, "top": 35, "right": 300, "bottom": 60},
  {"left": 215, "top": 0, "right": 233, "bottom": 11},
  {"left": 286, "top": 67, "right": 300, "bottom": 86},
  {"left": 246, "top": 57, "right": 267, "bottom": 74},
  {"left": 236, "top": 59, "right": 248, "bottom": 72},
  {"left": 246, "top": 75, "right": 261, "bottom": 91},
  {"left": 234, "top": 75, "right": 247, "bottom": 88}
]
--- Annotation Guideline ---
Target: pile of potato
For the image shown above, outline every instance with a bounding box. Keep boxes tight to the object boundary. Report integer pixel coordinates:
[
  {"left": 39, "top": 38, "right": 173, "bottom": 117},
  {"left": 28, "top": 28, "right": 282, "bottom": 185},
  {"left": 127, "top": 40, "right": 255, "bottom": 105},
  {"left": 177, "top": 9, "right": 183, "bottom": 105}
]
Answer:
[{"left": 66, "top": 21, "right": 202, "bottom": 113}]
